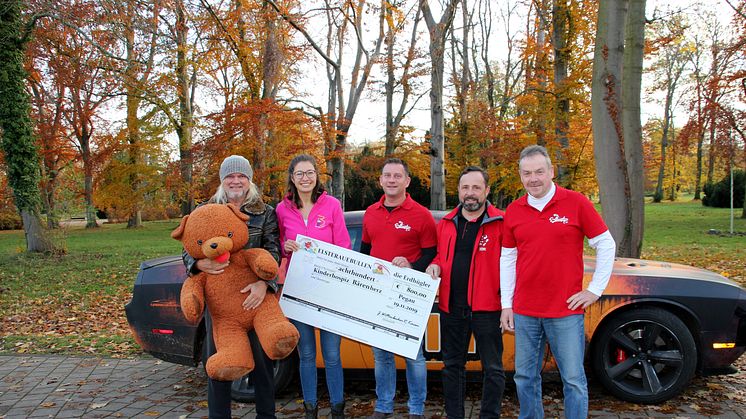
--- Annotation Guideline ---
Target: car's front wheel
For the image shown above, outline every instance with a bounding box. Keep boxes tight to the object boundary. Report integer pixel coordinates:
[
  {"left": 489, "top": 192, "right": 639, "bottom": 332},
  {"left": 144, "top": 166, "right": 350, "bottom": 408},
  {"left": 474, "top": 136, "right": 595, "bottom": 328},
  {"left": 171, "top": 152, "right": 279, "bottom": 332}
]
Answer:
[{"left": 591, "top": 307, "right": 697, "bottom": 404}]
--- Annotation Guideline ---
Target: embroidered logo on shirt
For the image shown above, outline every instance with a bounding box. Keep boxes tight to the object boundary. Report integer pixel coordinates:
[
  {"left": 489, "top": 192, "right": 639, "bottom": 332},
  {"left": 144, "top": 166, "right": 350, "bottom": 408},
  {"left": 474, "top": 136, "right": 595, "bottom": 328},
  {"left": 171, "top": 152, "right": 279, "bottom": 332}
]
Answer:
[
  {"left": 394, "top": 220, "right": 412, "bottom": 231},
  {"left": 315, "top": 215, "right": 326, "bottom": 229},
  {"left": 478, "top": 234, "right": 489, "bottom": 251},
  {"left": 549, "top": 213, "right": 569, "bottom": 224}
]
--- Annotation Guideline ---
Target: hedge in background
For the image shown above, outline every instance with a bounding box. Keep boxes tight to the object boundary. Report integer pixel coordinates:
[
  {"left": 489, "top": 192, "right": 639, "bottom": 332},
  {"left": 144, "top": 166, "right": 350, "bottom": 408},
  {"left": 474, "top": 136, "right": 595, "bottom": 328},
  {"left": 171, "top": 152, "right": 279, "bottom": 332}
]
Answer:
[{"left": 703, "top": 170, "right": 745, "bottom": 209}]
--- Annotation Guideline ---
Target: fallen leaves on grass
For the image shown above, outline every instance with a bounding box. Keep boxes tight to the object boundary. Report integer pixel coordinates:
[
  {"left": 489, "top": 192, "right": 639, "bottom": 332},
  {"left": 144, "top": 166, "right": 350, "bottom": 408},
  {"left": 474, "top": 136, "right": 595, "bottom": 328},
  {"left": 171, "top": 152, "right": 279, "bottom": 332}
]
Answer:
[{"left": 0, "top": 286, "right": 139, "bottom": 357}]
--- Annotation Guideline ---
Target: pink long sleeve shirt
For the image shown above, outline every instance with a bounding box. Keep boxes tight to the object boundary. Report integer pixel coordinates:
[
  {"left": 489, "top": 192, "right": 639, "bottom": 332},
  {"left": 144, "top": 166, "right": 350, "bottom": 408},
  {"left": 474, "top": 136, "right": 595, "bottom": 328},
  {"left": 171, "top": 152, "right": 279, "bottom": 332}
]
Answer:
[{"left": 276, "top": 191, "right": 351, "bottom": 281}]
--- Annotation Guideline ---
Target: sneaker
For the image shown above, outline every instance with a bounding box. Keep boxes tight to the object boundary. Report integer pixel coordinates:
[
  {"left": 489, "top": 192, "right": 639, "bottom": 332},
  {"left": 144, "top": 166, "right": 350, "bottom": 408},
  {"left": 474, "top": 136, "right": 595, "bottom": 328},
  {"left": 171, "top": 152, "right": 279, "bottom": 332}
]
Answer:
[{"left": 371, "top": 412, "right": 392, "bottom": 419}]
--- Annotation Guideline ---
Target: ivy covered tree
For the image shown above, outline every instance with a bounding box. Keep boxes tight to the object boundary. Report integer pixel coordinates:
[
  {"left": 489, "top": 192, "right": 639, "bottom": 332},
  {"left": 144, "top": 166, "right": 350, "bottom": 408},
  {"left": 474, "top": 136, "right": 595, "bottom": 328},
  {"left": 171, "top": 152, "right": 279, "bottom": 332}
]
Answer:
[{"left": 0, "top": 0, "right": 56, "bottom": 252}]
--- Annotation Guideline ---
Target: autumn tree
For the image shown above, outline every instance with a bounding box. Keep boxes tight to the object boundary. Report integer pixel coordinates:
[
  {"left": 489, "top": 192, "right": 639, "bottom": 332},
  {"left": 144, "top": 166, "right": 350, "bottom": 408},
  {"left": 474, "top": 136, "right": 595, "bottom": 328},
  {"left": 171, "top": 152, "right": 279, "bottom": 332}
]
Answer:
[
  {"left": 381, "top": 1, "right": 427, "bottom": 157},
  {"left": 28, "top": 0, "right": 117, "bottom": 228},
  {"left": 266, "top": 0, "right": 386, "bottom": 206},
  {"left": 196, "top": 0, "right": 315, "bottom": 202},
  {"left": 26, "top": 35, "right": 76, "bottom": 229},
  {"left": 421, "top": 0, "right": 460, "bottom": 210},
  {"left": 0, "top": 0, "right": 56, "bottom": 252},
  {"left": 155, "top": 0, "right": 198, "bottom": 216},
  {"left": 649, "top": 15, "right": 690, "bottom": 203}
]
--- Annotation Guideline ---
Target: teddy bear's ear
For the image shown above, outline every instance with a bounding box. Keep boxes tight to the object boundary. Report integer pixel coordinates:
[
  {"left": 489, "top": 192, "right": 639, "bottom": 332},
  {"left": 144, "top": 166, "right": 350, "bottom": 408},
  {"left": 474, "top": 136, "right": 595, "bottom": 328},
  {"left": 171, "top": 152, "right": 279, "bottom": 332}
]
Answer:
[
  {"left": 171, "top": 215, "right": 189, "bottom": 240},
  {"left": 227, "top": 203, "right": 249, "bottom": 222}
]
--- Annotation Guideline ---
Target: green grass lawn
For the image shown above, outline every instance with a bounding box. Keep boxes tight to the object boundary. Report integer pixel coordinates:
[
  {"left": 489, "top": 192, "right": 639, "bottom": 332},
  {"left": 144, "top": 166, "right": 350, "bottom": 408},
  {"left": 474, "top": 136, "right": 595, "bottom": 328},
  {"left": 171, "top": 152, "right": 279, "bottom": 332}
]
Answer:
[
  {"left": 641, "top": 201, "right": 745, "bottom": 285},
  {"left": 0, "top": 202, "right": 744, "bottom": 357},
  {"left": 0, "top": 220, "right": 183, "bottom": 357}
]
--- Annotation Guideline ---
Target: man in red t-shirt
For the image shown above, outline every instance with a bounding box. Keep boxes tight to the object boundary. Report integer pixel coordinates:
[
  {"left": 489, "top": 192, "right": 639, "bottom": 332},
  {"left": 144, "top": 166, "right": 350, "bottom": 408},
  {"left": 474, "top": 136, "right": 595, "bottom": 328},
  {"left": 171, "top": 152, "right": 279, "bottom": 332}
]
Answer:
[
  {"left": 499, "top": 145, "right": 616, "bottom": 419},
  {"left": 361, "top": 158, "right": 437, "bottom": 419}
]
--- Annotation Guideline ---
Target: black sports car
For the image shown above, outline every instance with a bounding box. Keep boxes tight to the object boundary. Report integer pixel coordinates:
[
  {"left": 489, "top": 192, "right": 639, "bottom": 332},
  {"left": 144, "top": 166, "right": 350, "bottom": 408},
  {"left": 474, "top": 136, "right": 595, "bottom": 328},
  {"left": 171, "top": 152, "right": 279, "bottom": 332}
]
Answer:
[{"left": 125, "top": 210, "right": 746, "bottom": 404}]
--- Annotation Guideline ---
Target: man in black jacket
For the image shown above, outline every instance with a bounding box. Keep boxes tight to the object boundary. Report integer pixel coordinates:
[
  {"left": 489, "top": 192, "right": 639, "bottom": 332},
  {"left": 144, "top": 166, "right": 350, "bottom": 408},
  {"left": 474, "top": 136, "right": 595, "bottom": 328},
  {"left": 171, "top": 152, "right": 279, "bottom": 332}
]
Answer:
[{"left": 181, "top": 155, "right": 281, "bottom": 419}]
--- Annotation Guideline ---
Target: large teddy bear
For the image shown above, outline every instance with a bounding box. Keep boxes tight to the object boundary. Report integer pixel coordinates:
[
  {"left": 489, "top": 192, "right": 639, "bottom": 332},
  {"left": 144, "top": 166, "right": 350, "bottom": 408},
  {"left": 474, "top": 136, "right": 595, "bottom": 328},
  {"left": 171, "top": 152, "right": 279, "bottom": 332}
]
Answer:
[{"left": 172, "top": 203, "right": 299, "bottom": 381}]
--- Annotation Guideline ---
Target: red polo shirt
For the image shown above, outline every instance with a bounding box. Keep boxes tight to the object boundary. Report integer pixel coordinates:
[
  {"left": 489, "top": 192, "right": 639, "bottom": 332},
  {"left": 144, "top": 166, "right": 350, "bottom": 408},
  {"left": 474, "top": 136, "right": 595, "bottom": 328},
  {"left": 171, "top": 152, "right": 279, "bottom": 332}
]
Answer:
[
  {"left": 362, "top": 194, "right": 437, "bottom": 263},
  {"left": 503, "top": 186, "right": 608, "bottom": 318}
]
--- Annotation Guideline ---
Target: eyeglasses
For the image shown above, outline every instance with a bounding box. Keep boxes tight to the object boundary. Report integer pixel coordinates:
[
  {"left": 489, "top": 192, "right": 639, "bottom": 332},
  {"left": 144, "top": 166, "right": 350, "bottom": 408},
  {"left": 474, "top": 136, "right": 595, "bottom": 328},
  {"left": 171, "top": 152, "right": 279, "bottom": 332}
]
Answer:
[{"left": 293, "top": 170, "right": 317, "bottom": 179}]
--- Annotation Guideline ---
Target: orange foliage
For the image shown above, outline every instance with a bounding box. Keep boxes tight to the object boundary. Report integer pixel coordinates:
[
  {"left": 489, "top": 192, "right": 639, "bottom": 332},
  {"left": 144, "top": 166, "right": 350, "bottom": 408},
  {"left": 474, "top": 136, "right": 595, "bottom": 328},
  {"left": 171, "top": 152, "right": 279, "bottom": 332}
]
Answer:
[{"left": 445, "top": 0, "right": 598, "bottom": 206}]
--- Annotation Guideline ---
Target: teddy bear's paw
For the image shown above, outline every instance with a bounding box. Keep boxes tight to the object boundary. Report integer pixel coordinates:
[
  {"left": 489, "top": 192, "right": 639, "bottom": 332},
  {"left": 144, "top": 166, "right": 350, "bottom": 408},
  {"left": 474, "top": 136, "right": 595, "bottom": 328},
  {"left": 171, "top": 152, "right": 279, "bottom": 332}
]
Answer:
[
  {"left": 270, "top": 335, "right": 300, "bottom": 359},
  {"left": 209, "top": 365, "right": 252, "bottom": 382},
  {"left": 180, "top": 298, "right": 203, "bottom": 324},
  {"left": 256, "top": 268, "right": 277, "bottom": 280}
]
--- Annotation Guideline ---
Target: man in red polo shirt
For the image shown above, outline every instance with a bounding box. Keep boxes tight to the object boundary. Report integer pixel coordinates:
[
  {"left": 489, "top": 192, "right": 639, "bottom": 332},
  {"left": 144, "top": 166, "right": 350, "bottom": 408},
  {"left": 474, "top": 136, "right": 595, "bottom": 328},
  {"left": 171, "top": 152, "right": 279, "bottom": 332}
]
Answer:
[
  {"left": 500, "top": 145, "right": 616, "bottom": 419},
  {"left": 361, "top": 158, "right": 437, "bottom": 419}
]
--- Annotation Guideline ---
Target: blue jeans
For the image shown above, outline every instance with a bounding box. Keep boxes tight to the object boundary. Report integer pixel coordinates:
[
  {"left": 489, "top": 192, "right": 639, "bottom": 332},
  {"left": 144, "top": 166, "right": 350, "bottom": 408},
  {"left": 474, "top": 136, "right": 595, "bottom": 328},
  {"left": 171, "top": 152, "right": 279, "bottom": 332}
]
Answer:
[
  {"left": 291, "top": 319, "right": 344, "bottom": 406},
  {"left": 441, "top": 308, "right": 505, "bottom": 418},
  {"left": 372, "top": 344, "right": 426, "bottom": 415},
  {"left": 513, "top": 314, "right": 587, "bottom": 419}
]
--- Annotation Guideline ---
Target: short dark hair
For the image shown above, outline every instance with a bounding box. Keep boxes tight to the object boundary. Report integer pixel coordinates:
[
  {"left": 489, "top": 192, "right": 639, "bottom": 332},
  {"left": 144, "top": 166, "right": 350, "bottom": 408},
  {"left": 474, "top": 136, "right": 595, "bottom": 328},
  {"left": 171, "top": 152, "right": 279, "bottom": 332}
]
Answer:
[
  {"left": 286, "top": 154, "right": 325, "bottom": 209},
  {"left": 459, "top": 166, "right": 489, "bottom": 186},
  {"left": 382, "top": 158, "right": 410, "bottom": 177}
]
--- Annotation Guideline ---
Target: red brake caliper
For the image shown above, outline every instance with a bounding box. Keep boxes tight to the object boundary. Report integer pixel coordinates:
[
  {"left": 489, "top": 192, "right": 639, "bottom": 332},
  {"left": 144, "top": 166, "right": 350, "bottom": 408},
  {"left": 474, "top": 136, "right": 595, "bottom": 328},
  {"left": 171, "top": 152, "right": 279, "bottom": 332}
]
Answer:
[{"left": 615, "top": 348, "right": 627, "bottom": 364}]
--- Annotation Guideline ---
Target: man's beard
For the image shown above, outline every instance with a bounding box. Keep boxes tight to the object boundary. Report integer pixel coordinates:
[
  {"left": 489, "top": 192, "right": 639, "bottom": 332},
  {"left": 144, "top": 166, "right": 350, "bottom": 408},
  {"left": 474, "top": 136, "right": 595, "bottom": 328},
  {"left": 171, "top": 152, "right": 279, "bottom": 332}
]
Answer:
[
  {"left": 461, "top": 198, "right": 485, "bottom": 212},
  {"left": 226, "top": 190, "right": 246, "bottom": 201}
]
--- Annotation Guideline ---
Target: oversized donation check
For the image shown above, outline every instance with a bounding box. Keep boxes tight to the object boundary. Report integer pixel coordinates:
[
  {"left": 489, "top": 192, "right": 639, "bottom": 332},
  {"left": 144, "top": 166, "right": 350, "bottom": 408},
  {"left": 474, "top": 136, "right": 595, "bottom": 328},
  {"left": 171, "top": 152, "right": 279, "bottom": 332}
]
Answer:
[{"left": 279, "top": 234, "right": 439, "bottom": 359}]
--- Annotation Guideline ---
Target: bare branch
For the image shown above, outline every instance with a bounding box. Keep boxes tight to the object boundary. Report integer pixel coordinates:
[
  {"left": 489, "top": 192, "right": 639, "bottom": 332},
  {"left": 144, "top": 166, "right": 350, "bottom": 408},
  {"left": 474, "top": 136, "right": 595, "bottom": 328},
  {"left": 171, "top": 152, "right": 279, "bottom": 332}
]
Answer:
[{"left": 265, "top": 0, "right": 340, "bottom": 70}]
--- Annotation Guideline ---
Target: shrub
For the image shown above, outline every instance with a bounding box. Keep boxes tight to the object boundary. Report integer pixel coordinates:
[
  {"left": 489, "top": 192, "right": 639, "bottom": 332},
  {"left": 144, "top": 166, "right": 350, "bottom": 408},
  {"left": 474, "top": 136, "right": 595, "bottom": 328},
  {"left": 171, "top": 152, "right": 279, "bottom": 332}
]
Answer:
[
  {"left": 0, "top": 210, "right": 22, "bottom": 230},
  {"left": 702, "top": 170, "right": 745, "bottom": 208}
]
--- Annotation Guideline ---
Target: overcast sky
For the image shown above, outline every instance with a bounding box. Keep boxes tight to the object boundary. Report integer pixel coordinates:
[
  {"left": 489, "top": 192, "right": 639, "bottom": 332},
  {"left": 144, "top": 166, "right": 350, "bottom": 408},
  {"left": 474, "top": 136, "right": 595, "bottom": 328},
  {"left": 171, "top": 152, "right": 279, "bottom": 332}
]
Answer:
[{"left": 291, "top": 0, "right": 739, "bottom": 147}]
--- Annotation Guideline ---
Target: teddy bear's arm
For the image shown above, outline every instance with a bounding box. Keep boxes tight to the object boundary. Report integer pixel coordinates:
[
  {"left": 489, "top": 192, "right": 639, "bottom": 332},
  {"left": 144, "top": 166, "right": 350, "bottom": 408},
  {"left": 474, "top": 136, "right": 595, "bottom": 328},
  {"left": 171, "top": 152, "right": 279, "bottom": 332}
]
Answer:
[
  {"left": 240, "top": 248, "right": 279, "bottom": 281},
  {"left": 180, "top": 274, "right": 207, "bottom": 324}
]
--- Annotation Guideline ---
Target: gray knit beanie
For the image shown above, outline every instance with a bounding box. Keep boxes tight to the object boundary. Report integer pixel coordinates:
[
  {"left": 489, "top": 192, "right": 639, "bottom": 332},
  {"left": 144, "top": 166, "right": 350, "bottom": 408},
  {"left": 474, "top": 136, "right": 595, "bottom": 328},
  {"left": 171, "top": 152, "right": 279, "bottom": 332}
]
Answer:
[{"left": 219, "top": 155, "right": 253, "bottom": 182}]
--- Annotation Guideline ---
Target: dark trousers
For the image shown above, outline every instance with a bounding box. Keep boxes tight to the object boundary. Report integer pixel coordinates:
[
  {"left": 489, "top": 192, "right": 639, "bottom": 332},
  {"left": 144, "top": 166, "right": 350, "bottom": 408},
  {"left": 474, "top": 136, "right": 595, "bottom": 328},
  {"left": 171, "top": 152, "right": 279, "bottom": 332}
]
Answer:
[
  {"left": 441, "top": 308, "right": 505, "bottom": 419},
  {"left": 205, "top": 311, "right": 276, "bottom": 419}
]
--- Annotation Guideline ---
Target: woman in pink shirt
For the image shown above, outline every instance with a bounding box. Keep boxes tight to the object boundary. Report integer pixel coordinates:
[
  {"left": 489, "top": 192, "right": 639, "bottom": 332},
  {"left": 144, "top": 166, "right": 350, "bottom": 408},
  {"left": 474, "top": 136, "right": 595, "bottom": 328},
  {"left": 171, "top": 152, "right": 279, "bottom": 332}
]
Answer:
[{"left": 276, "top": 154, "right": 350, "bottom": 419}]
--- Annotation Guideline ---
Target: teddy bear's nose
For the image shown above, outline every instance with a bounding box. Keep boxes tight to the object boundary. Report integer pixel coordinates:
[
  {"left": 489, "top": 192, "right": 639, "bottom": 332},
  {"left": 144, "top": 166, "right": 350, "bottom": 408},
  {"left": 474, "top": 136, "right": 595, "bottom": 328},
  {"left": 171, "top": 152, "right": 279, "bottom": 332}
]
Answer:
[{"left": 210, "top": 243, "right": 218, "bottom": 249}]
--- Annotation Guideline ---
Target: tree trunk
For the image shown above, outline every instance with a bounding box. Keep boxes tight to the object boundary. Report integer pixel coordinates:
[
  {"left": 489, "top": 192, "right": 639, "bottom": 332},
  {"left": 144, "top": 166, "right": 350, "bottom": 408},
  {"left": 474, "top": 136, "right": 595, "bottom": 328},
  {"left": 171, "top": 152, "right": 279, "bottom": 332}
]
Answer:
[
  {"left": 592, "top": 0, "right": 631, "bottom": 256},
  {"left": 706, "top": 122, "right": 716, "bottom": 186},
  {"left": 125, "top": 0, "right": 142, "bottom": 228},
  {"left": 694, "top": 128, "right": 704, "bottom": 200},
  {"left": 21, "top": 209, "right": 55, "bottom": 252},
  {"left": 534, "top": 0, "right": 550, "bottom": 147},
  {"left": 668, "top": 136, "right": 678, "bottom": 201},
  {"left": 653, "top": 44, "right": 687, "bottom": 203},
  {"left": 428, "top": 37, "right": 447, "bottom": 210},
  {"left": 457, "top": 0, "right": 471, "bottom": 169},
  {"left": 84, "top": 165, "right": 98, "bottom": 228},
  {"left": 653, "top": 117, "right": 668, "bottom": 203},
  {"left": 0, "top": 0, "right": 56, "bottom": 252},
  {"left": 621, "top": 0, "right": 645, "bottom": 257},
  {"left": 81, "top": 133, "right": 98, "bottom": 229},
  {"left": 421, "top": 0, "right": 460, "bottom": 211},
  {"left": 742, "top": 178, "right": 746, "bottom": 219},
  {"left": 176, "top": 0, "right": 194, "bottom": 216},
  {"left": 553, "top": 0, "right": 571, "bottom": 186},
  {"left": 384, "top": 4, "right": 396, "bottom": 156}
]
